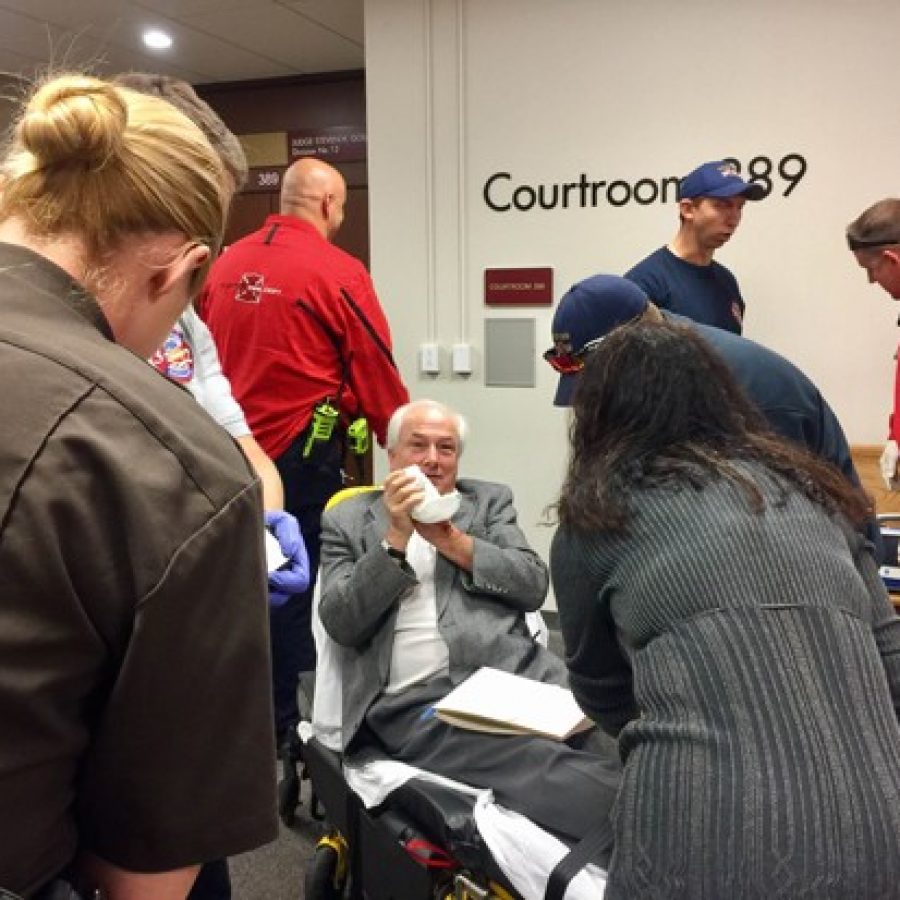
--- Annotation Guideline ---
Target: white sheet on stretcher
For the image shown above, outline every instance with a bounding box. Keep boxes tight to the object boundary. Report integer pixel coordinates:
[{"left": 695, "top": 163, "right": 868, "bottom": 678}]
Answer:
[{"left": 299, "top": 723, "right": 607, "bottom": 900}]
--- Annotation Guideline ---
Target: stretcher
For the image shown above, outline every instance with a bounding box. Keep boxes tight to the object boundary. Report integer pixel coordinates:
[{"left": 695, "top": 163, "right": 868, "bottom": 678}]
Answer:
[
  {"left": 297, "top": 486, "right": 608, "bottom": 899},
  {"left": 298, "top": 590, "right": 607, "bottom": 899},
  {"left": 300, "top": 728, "right": 526, "bottom": 900}
]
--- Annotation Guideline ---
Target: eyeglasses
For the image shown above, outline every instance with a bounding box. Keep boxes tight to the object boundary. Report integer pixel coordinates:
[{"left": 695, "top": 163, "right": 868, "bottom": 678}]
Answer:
[
  {"left": 847, "top": 234, "right": 900, "bottom": 251},
  {"left": 543, "top": 336, "right": 606, "bottom": 374}
]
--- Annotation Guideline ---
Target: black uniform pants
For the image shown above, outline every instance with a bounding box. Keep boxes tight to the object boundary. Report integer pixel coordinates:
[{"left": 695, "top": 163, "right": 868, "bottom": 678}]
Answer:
[{"left": 271, "top": 428, "right": 344, "bottom": 743}]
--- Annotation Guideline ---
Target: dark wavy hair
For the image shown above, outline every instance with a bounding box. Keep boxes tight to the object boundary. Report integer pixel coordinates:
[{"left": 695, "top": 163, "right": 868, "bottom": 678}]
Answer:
[{"left": 555, "top": 320, "right": 871, "bottom": 532}]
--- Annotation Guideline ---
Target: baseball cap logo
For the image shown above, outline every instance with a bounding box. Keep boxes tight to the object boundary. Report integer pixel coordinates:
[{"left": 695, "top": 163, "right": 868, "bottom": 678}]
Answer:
[
  {"left": 679, "top": 160, "right": 766, "bottom": 201},
  {"left": 551, "top": 332, "right": 574, "bottom": 354}
]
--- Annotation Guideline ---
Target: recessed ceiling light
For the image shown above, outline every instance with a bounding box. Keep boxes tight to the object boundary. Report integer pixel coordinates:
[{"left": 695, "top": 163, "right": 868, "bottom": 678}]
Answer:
[{"left": 143, "top": 29, "right": 173, "bottom": 50}]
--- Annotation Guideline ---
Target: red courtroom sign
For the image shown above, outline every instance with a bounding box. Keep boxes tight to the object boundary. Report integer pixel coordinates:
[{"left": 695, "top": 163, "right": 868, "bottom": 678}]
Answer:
[
  {"left": 484, "top": 267, "right": 553, "bottom": 305},
  {"left": 288, "top": 126, "right": 367, "bottom": 163},
  {"left": 243, "top": 166, "right": 286, "bottom": 193}
]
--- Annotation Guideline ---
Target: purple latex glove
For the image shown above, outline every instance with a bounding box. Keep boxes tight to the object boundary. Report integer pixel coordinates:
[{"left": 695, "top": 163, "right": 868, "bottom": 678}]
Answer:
[{"left": 265, "top": 510, "right": 310, "bottom": 607}]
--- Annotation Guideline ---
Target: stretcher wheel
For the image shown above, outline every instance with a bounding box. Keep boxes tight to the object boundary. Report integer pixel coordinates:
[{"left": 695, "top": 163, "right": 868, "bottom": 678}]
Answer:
[{"left": 304, "top": 842, "right": 343, "bottom": 900}]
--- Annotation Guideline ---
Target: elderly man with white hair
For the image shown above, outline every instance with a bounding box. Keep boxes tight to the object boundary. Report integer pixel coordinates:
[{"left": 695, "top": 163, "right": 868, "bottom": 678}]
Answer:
[{"left": 318, "top": 399, "right": 619, "bottom": 847}]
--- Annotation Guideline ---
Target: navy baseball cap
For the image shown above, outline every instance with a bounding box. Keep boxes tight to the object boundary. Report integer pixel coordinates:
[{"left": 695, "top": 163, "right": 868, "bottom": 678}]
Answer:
[
  {"left": 679, "top": 161, "right": 766, "bottom": 201},
  {"left": 547, "top": 274, "right": 649, "bottom": 406}
]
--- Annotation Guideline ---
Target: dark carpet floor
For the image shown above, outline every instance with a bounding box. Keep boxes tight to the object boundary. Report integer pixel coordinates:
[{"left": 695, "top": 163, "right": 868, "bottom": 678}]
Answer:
[{"left": 229, "top": 769, "right": 320, "bottom": 899}]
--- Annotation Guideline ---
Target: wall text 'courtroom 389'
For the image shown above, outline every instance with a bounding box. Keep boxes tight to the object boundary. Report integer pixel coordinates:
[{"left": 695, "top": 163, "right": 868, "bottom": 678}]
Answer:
[{"left": 482, "top": 154, "right": 807, "bottom": 212}]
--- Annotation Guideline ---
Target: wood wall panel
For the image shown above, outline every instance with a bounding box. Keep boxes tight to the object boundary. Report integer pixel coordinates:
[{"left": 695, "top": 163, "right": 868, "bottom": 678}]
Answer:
[
  {"left": 223, "top": 192, "right": 276, "bottom": 248},
  {"left": 197, "top": 72, "right": 366, "bottom": 136},
  {"left": 851, "top": 445, "right": 900, "bottom": 517}
]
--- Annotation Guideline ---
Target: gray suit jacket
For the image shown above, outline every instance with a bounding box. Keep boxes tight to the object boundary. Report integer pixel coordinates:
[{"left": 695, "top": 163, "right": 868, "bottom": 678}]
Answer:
[{"left": 318, "top": 477, "right": 566, "bottom": 750}]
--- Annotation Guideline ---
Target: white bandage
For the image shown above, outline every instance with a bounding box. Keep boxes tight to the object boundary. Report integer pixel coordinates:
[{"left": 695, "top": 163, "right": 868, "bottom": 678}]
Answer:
[{"left": 404, "top": 464, "right": 461, "bottom": 523}]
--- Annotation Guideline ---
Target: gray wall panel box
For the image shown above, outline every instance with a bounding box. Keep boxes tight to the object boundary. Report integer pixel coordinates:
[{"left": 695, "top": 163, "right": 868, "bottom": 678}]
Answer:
[{"left": 484, "top": 319, "right": 535, "bottom": 387}]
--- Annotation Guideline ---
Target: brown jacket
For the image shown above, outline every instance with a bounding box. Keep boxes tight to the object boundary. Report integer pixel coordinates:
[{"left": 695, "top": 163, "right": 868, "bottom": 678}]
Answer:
[{"left": 0, "top": 244, "right": 277, "bottom": 896}]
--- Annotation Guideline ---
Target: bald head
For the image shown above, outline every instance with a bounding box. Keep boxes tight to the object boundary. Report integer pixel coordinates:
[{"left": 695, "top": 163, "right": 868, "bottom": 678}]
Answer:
[{"left": 280, "top": 157, "right": 347, "bottom": 240}]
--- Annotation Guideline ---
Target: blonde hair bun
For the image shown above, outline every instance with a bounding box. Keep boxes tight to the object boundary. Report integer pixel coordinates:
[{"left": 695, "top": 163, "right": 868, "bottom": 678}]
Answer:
[
  {"left": 20, "top": 75, "right": 127, "bottom": 170},
  {"left": 0, "top": 70, "right": 224, "bottom": 262}
]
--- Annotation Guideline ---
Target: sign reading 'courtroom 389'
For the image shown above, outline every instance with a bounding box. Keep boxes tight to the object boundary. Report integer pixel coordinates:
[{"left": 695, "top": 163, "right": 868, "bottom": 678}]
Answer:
[
  {"left": 482, "top": 154, "right": 808, "bottom": 211},
  {"left": 484, "top": 268, "right": 553, "bottom": 305}
]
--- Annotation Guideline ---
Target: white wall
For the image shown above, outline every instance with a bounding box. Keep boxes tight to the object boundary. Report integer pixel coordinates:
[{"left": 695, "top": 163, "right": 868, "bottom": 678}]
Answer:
[{"left": 364, "top": 0, "right": 900, "bottom": 602}]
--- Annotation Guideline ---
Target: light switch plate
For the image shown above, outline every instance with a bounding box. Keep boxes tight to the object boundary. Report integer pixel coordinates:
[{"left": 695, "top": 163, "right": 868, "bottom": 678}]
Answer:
[
  {"left": 451, "top": 343, "right": 472, "bottom": 374},
  {"left": 419, "top": 343, "right": 440, "bottom": 374}
]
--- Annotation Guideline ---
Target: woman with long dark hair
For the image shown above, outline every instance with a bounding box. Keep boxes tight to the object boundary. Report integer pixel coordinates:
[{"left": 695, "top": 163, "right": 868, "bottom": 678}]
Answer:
[{"left": 551, "top": 320, "right": 900, "bottom": 898}]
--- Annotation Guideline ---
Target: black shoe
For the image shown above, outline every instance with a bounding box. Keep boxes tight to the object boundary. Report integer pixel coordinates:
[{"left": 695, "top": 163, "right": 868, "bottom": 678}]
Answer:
[{"left": 277, "top": 733, "right": 301, "bottom": 826}]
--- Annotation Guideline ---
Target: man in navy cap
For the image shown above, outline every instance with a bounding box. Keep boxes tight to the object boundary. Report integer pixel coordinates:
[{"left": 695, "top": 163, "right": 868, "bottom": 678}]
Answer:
[
  {"left": 545, "top": 274, "right": 863, "bottom": 498},
  {"left": 625, "top": 160, "right": 766, "bottom": 334},
  {"left": 546, "top": 274, "right": 882, "bottom": 555}
]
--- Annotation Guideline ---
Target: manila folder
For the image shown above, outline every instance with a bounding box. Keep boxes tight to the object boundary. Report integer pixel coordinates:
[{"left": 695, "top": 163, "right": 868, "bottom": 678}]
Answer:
[{"left": 433, "top": 666, "right": 592, "bottom": 741}]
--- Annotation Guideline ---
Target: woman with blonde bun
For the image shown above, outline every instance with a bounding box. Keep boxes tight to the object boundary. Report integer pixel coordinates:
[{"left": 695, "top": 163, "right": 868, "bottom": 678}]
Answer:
[{"left": 0, "top": 74, "right": 277, "bottom": 900}]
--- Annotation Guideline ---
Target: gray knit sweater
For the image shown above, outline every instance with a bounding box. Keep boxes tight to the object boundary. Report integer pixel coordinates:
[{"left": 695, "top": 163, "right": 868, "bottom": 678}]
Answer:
[{"left": 551, "top": 464, "right": 900, "bottom": 899}]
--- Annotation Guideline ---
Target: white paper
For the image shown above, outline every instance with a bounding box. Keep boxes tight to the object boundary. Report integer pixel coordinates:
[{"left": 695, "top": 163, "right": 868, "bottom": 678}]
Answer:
[
  {"left": 264, "top": 529, "right": 289, "bottom": 573},
  {"left": 433, "top": 667, "right": 592, "bottom": 741}
]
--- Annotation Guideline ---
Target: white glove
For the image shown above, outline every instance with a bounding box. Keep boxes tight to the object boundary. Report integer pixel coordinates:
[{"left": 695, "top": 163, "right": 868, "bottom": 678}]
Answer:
[{"left": 880, "top": 439, "right": 899, "bottom": 490}]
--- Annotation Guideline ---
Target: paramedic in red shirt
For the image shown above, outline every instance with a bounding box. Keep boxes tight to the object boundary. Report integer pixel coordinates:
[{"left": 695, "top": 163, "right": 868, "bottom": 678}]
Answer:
[{"left": 200, "top": 156, "right": 409, "bottom": 762}]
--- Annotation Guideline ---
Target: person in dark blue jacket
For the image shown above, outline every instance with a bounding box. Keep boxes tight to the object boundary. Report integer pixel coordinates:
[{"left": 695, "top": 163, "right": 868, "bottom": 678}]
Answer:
[{"left": 545, "top": 275, "right": 880, "bottom": 553}]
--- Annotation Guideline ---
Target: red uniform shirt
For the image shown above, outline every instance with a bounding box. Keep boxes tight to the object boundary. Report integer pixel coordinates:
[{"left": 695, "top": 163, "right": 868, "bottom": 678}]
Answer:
[{"left": 199, "top": 215, "right": 409, "bottom": 458}]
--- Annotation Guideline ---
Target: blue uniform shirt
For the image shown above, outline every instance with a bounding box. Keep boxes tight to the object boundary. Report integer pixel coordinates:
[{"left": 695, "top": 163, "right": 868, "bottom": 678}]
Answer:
[{"left": 626, "top": 246, "right": 745, "bottom": 334}]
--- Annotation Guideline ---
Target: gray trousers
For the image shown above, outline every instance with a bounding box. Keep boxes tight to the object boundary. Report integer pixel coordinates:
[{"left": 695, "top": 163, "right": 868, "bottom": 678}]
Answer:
[{"left": 357, "top": 677, "right": 621, "bottom": 844}]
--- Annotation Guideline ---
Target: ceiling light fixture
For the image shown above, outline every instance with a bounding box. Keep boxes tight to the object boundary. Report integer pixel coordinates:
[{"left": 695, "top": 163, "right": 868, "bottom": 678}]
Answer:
[{"left": 142, "top": 28, "right": 173, "bottom": 50}]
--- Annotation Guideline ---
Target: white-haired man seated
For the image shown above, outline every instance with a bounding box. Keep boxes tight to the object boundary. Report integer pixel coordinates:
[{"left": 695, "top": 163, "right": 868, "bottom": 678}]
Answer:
[{"left": 318, "top": 399, "right": 619, "bottom": 846}]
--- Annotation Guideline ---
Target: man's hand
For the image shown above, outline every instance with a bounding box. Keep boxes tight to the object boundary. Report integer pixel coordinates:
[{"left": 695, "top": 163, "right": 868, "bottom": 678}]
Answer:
[
  {"left": 382, "top": 468, "right": 425, "bottom": 550},
  {"left": 265, "top": 510, "right": 310, "bottom": 606},
  {"left": 881, "top": 439, "right": 899, "bottom": 491},
  {"left": 415, "top": 520, "right": 474, "bottom": 572}
]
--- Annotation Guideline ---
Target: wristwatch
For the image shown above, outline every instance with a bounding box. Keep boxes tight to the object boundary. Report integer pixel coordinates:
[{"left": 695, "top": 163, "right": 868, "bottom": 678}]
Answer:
[{"left": 380, "top": 538, "right": 407, "bottom": 562}]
